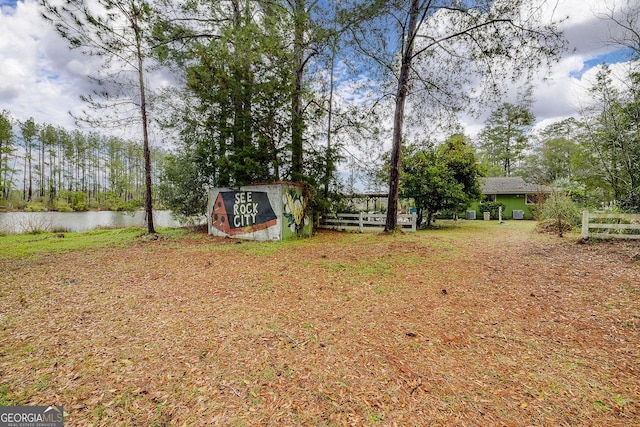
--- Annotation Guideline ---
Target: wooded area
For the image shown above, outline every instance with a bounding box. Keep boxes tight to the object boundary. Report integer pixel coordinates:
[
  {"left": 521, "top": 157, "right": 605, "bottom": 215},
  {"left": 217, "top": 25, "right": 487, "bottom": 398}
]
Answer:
[
  {"left": 0, "top": 0, "right": 639, "bottom": 225},
  {"left": 0, "top": 114, "right": 165, "bottom": 211}
]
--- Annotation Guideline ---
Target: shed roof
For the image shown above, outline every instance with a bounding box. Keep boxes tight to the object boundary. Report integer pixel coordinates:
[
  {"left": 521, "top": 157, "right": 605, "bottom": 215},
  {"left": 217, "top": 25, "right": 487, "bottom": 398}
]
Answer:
[{"left": 481, "top": 177, "right": 553, "bottom": 195}]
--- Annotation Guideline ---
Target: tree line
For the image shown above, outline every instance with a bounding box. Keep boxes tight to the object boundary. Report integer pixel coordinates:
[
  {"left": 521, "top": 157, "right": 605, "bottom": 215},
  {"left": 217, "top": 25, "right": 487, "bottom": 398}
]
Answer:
[
  {"left": 35, "top": 0, "right": 567, "bottom": 232},
  {"left": 0, "top": 112, "right": 166, "bottom": 212},
  {"left": 474, "top": 64, "right": 640, "bottom": 213},
  {"left": 9, "top": 0, "right": 635, "bottom": 231}
]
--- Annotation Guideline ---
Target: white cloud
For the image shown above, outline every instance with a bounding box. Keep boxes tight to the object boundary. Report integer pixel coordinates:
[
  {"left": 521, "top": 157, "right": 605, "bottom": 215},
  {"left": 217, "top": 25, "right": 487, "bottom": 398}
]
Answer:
[
  {"left": 0, "top": 0, "right": 163, "bottom": 135},
  {"left": 459, "top": 0, "right": 638, "bottom": 138},
  {"left": 0, "top": 0, "right": 86, "bottom": 128}
]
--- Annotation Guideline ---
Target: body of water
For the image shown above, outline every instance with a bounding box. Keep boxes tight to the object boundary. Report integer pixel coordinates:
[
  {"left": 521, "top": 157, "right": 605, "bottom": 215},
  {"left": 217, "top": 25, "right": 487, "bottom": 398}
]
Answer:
[{"left": 0, "top": 210, "right": 202, "bottom": 234}]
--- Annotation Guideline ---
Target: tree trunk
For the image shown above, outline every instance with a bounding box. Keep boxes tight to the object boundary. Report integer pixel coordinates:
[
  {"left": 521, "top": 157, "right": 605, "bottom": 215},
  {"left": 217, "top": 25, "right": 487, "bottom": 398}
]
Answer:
[
  {"left": 291, "top": 0, "right": 305, "bottom": 183},
  {"left": 40, "top": 139, "right": 45, "bottom": 198},
  {"left": 385, "top": 0, "right": 419, "bottom": 232},
  {"left": 324, "top": 43, "right": 335, "bottom": 198},
  {"left": 27, "top": 145, "right": 33, "bottom": 202},
  {"left": 134, "top": 16, "right": 155, "bottom": 234}
]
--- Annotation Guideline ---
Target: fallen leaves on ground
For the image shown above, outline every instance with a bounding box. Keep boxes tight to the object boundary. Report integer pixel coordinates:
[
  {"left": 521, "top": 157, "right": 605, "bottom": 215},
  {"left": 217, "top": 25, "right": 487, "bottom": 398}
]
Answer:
[{"left": 0, "top": 221, "right": 638, "bottom": 426}]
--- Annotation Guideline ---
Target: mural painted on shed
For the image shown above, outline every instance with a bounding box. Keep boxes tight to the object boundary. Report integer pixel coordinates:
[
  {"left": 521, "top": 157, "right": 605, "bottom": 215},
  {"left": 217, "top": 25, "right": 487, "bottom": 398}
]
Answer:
[
  {"left": 211, "top": 191, "right": 277, "bottom": 236},
  {"left": 208, "top": 184, "right": 312, "bottom": 241}
]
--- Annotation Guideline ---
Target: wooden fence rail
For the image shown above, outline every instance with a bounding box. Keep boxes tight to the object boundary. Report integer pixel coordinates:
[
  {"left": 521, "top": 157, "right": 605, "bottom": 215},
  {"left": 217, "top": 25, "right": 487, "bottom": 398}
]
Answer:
[
  {"left": 318, "top": 212, "right": 417, "bottom": 232},
  {"left": 581, "top": 211, "right": 640, "bottom": 240}
]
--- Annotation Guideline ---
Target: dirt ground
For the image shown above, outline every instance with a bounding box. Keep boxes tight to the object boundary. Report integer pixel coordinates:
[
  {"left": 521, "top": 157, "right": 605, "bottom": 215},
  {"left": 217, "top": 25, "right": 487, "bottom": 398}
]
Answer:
[{"left": 1, "top": 221, "right": 639, "bottom": 426}]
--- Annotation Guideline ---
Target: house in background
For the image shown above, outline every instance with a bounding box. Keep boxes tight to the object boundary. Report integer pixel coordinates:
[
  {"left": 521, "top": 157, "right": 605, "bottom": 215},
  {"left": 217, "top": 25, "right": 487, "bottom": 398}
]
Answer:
[{"left": 469, "top": 176, "right": 553, "bottom": 220}]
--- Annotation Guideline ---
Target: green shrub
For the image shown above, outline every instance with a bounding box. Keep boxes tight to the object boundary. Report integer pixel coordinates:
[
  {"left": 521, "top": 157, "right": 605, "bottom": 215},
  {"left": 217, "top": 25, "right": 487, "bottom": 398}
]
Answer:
[
  {"left": 24, "top": 202, "right": 45, "bottom": 212},
  {"left": 528, "top": 205, "right": 541, "bottom": 220},
  {"left": 620, "top": 187, "right": 640, "bottom": 213},
  {"left": 70, "top": 191, "right": 87, "bottom": 211},
  {"left": 478, "top": 201, "right": 506, "bottom": 219},
  {"left": 53, "top": 199, "right": 74, "bottom": 212},
  {"left": 541, "top": 191, "right": 580, "bottom": 237},
  {"left": 331, "top": 199, "right": 359, "bottom": 214}
]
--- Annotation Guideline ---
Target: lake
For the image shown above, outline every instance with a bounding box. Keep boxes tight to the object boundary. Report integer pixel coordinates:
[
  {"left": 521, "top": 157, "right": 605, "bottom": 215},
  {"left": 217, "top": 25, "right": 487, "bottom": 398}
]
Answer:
[{"left": 0, "top": 210, "right": 204, "bottom": 234}]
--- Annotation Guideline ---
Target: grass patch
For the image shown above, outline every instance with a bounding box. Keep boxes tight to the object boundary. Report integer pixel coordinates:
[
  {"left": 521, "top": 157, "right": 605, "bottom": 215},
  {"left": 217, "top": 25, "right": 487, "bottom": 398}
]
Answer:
[
  {"left": 239, "top": 241, "right": 284, "bottom": 256},
  {"left": 0, "top": 227, "right": 191, "bottom": 260},
  {"left": 353, "top": 258, "right": 391, "bottom": 276},
  {"left": 321, "top": 261, "right": 348, "bottom": 271},
  {"left": 0, "top": 385, "right": 14, "bottom": 406}
]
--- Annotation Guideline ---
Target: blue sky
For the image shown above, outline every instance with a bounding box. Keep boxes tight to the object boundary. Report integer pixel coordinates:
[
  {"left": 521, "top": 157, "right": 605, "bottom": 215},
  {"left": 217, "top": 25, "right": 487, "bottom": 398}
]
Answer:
[{"left": 570, "top": 47, "right": 636, "bottom": 79}]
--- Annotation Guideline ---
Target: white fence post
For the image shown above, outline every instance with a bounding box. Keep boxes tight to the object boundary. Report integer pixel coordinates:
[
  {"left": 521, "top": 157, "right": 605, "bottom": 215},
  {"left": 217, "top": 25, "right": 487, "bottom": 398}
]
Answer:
[
  {"left": 318, "top": 210, "right": 639, "bottom": 237},
  {"left": 317, "top": 211, "right": 418, "bottom": 232},
  {"left": 581, "top": 210, "right": 590, "bottom": 239},
  {"left": 578, "top": 211, "right": 640, "bottom": 240}
]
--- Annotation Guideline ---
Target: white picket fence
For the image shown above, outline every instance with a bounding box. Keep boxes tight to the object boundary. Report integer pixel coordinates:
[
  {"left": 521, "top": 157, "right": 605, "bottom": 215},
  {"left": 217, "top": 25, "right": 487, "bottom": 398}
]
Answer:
[
  {"left": 318, "top": 212, "right": 417, "bottom": 232},
  {"left": 581, "top": 210, "right": 640, "bottom": 240}
]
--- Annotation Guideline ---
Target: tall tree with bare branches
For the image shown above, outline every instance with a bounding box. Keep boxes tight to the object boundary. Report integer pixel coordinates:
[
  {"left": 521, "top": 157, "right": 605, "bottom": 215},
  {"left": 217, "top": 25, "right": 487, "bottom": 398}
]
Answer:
[
  {"left": 599, "top": 0, "right": 640, "bottom": 60},
  {"left": 340, "top": 0, "right": 565, "bottom": 231},
  {"left": 41, "top": 0, "right": 158, "bottom": 233}
]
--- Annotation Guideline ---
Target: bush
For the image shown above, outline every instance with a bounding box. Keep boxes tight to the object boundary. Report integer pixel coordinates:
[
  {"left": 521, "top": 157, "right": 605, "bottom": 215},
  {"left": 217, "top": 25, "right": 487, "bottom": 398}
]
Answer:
[
  {"left": 19, "top": 215, "right": 53, "bottom": 234},
  {"left": 24, "top": 202, "right": 45, "bottom": 212},
  {"left": 540, "top": 191, "right": 580, "bottom": 237},
  {"left": 535, "top": 219, "right": 574, "bottom": 235},
  {"left": 53, "top": 199, "right": 74, "bottom": 212},
  {"left": 330, "top": 199, "right": 359, "bottom": 214},
  {"left": 478, "top": 201, "right": 505, "bottom": 219},
  {"left": 620, "top": 187, "right": 640, "bottom": 213},
  {"left": 70, "top": 191, "right": 87, "bottom": 211}
]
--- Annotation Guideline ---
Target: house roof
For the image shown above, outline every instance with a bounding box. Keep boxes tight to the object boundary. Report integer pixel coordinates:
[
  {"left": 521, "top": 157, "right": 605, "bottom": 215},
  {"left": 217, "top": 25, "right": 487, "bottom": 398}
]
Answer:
[{"left": 480, "top": 177, "right": 553, "bottom": 195}]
